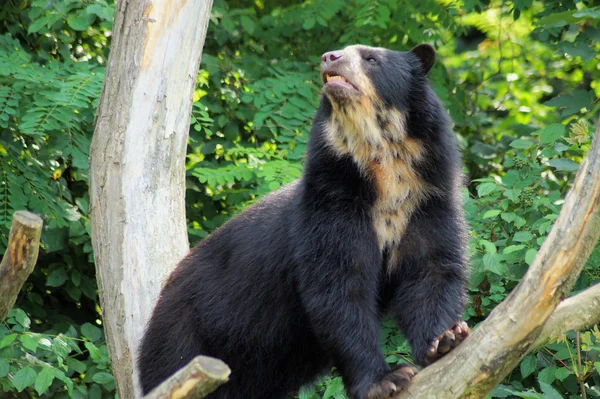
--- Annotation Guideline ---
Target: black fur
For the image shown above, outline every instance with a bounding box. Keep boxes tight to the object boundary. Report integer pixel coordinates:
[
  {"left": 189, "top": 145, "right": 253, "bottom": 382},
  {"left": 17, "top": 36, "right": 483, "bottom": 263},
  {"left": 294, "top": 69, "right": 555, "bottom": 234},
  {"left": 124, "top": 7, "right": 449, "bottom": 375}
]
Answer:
[{"left": 138, "top": 45, "right": 468, "bottom": 398}]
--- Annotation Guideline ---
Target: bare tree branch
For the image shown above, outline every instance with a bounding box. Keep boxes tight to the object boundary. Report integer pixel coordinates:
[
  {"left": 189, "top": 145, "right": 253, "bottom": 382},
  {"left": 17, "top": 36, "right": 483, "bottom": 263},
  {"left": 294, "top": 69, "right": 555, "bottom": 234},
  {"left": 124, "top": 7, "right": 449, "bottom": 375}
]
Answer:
[
  {"left": 0, "top": 211, "right": 43, "bottom": 321},
  {"left": 143, "top": 356, "right": 230, "bottom": 399},
  {"left": 533, "top": 283, "right": 600, "bottom": 348},
  {"left": 395, "top": 120, "right": 600, "bottom": 399}
]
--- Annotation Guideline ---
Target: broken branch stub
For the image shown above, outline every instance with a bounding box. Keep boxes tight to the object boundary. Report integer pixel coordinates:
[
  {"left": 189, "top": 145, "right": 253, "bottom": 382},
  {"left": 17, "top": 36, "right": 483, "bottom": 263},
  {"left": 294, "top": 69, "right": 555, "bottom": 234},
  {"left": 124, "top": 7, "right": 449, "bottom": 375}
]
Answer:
[
  {"left": 143, "top": 356, "right": 230, "bottom": 399},
  {"left": 0, "top": 211, "right": 43, "bottom": 321}
]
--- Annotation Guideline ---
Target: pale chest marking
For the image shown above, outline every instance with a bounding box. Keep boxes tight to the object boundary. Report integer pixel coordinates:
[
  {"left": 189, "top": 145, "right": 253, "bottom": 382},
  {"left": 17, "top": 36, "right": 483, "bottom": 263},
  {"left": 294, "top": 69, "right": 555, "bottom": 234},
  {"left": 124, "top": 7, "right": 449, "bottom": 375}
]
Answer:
[{"left": 324, "top": 104, "right": 430, "bottom": 251}]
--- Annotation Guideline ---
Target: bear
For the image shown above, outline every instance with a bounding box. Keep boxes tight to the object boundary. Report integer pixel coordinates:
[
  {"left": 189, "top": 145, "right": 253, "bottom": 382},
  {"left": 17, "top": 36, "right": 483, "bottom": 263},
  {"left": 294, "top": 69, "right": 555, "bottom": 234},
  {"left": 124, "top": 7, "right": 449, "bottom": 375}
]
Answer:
[{"left": 138, "top": 44, "right": 470, "bottom": 399}]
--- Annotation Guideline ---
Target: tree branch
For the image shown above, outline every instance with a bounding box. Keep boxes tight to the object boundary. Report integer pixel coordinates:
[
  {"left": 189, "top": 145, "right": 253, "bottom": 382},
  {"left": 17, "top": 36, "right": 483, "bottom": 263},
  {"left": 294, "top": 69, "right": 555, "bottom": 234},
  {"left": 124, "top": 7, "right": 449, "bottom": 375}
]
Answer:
[
  {"left": 0, "top": 211, "right": 43, "bottom": 321},
  {"left": 143, "top": 356, "right": 230, "bottom": 399},
  {"left": 395, "top": 119, "right": 600, "bottom": 399},
  {"left": 533, "top": 283, "right": 600, "bottom": 348}
]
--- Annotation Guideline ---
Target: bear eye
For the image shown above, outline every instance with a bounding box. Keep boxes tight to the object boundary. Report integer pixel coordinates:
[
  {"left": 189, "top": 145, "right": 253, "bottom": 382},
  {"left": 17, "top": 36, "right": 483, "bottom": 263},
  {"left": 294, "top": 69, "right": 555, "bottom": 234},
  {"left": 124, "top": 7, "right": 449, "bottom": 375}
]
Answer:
[{"left": 365, "top": 56, "right": 377, "bottom": 63}]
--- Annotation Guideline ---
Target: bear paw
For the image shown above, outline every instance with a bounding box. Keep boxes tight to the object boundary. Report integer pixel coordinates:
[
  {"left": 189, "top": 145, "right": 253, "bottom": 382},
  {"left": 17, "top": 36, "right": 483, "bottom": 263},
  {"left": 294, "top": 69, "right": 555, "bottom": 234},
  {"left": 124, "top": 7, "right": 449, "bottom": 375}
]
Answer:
[
  {"left": 424, "top": 321, "right": 470, "bottom": 366},
  {"left": 367, "top": 364, "right": 418, "bottom": 399}
]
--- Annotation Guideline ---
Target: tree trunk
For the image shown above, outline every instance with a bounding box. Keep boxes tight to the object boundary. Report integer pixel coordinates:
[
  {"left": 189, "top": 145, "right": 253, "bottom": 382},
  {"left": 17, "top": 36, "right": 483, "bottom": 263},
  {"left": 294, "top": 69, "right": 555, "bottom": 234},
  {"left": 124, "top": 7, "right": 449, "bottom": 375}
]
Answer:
[{"left": 89, "top": 0, "right": 213, "bottom": 397}]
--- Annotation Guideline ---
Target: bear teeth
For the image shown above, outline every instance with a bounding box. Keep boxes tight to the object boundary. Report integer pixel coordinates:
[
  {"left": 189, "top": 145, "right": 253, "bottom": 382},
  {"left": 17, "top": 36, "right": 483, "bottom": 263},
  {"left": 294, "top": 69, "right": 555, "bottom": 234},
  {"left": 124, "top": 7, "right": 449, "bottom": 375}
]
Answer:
[{"left": 326, "top": 74, "right": 347, "bottom": 83}]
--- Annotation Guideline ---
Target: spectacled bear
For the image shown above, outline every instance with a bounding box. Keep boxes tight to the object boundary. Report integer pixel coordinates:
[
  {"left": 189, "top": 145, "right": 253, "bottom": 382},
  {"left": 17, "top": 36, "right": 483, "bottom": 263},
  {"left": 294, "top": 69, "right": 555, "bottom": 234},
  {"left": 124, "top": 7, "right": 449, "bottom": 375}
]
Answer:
[{"left": 138, "top": 44, "right": 470, "bottom": 399}]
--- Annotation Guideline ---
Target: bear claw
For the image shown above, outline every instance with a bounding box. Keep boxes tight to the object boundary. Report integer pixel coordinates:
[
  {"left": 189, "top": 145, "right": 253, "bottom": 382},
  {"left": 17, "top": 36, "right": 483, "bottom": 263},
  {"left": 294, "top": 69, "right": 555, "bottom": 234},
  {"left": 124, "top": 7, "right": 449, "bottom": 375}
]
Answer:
[
  {"left": 367, "top": 364, "right": 418, "bottom": 399},
  {"left": 424, "top": 321, "right": 470, "bottom": 365}
]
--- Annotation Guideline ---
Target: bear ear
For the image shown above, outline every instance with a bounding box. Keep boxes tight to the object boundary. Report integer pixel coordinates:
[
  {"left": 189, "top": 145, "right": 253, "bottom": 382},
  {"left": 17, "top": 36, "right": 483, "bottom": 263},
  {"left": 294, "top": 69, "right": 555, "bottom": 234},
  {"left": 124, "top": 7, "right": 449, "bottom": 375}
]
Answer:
[{"left": 410, "top": 44, "right": 436, "bottom": 74}]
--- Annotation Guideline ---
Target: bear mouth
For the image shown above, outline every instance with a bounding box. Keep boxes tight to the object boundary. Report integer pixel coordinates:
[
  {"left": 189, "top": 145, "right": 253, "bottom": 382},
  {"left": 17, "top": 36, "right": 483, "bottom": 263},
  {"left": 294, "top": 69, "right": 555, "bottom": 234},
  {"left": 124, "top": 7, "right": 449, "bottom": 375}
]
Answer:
[{"left": 322, "top": 72, "right": 358, "bottom": 92}]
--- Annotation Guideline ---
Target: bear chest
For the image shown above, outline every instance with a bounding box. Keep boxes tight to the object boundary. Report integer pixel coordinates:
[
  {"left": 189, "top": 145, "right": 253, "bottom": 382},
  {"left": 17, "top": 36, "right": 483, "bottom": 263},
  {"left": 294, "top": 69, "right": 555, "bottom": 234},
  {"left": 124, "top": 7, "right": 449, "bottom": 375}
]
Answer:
[{"left": 370, "top": 159, "right": 425, "bottom": 251}]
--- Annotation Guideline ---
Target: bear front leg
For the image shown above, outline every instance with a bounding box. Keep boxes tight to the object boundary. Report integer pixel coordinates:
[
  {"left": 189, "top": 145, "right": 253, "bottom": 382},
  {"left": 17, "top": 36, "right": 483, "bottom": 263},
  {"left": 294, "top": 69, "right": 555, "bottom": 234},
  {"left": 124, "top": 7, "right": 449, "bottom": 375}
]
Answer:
[
  {"left": 297, "top": 255, "right": 389, "bottom": 398},
  {"left": 390, "top": 252, "right": 469, "bottom": 366},
  {"left": 295, "top": 218, "right": 399, "bottom": 398}
]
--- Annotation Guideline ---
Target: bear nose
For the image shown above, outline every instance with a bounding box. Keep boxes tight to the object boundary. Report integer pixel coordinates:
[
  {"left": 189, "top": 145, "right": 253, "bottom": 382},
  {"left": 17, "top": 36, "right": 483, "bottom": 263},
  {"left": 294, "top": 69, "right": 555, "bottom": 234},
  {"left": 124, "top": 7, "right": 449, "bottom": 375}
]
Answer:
[{"left": 321, "top": 51, "right": 343, "bottom": 66}]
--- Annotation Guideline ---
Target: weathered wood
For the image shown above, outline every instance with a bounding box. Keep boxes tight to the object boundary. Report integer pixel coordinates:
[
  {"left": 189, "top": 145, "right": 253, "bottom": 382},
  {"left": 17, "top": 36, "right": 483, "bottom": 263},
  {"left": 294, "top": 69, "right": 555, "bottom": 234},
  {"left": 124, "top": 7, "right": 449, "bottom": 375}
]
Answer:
[
  {"left": 533, "top": 283, "right": 600, "bottom": 348},
  {"left": 395, "top": 120, "right": 600, "bottom": 399},
  {"left": 0, "top": 211, "right": 43, "bottom": 321},
  {"left": 89, "top": 0, "right": 214, "bottom": 397},
  {"left": 143, "top": 356, "right": 230, "bottom": 399}
]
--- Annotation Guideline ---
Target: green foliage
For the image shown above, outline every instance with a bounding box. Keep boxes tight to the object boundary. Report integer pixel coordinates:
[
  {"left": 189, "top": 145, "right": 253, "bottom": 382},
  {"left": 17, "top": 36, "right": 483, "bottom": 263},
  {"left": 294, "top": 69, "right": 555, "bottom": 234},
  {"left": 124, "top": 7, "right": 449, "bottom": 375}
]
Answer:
[
  {"left": 0, "top": 0, "right": 115, "bottom": 397},
  {"left": 1, "top": 0, "right": 599, "bottom": 397}
]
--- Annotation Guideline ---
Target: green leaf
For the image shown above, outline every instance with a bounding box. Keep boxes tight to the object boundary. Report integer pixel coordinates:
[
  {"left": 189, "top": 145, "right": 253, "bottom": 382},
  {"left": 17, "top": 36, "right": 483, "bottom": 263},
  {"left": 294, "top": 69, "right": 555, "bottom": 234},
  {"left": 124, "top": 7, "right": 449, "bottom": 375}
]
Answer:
[
  {"left": 92, "top": 371, "right": 115, "bottom": 385},
  {"left": 479, "top": 239, "right": 497, "bottom": 254},
  {"left": 46, "top": 267, "right": 68, "bottom": 287},
  {"left": 52, "top": 336, "right": 71, "bottom": 358},
  {"left": 71, "top": 270, "right": 82, "bottom": 286},
  {"left": 81, "top": 323, "right": 102, "bottom": 342},
  {"left": 28, "top": 17, "right": 50, "bottom": 34},
  {"left": 323, "top": 377, "right": 344, "bottom": 398},
  {"left": 240, "top": 16, "right": 255, "bottom": 34},
  {"left": 12, "top": 366, "right": 37, "bottom": 392},
  {"left": 525, "top": 249, "right": 537, "bottom": 265},
  {"left": 20, "top": 334, "right": 38, "bottom": 352},
  {"left": 89, "top": 384, "right": 102, "bottom": 399},
  {"left": 491, "top": 385, "right": 518, "bottom": 397},
  {"left": 520, "top": 354, "right": 536, "bottom": 378},
  {"left": 547, "top": 158, "right": 579, "bottom": 171},
  {"left": 35, "top": 367, "right": 57, "bottom": 396},
  {"left": 38, "top": 338, "right": 52, "bottom": 351},
  {"left": 539, "top": 381, "right": 562, "bottom": 399},
  {"left": 573, "top": 7, "right": 600, "bottom": 19},
  {"left": 11, "top": 308, "right": 31, "bottom": 328},
  {"left": 67, "top": 358, "right": 87, "bottom": 374},
  {"left": 477, "top": 182, "right": 497, "bottom": 197},
  {"left": 513, "top": 231, "right": 533, "bottom": 242},
  {"left": 537, "top": 124, "right": 565, "bottom": 144},
  {"left": 501, "top": 212, "right": 517, "bottom": 223},
  {"left": 302, "top": 17, "right": 316, "bottom": 30},
  {"left": 483, "top": 253, "right": 505, "bottom": 275},
  {"left": 0, "top": 333, "right": 17, "bottom": 348},
  {"left": 482, "top": 209, "right": 501, "bottom": 219},
  {"left": 538, "top": 367, "right": 556, "bottom": 385},
  {"left": 515, "top": 392, "right": 543, "bottom": 399},
  {"left": 85, "top": 341, "right": 101, "bottom": 361},
  {"left": 503, "top": 245, "right": 526, "bottom": 254},
  {"left": 0, "top": 359, "right": 9, "bottom": 377},
  {"left": 510, "top": 139, "right": 535, "bottom": 149},
  {"left": 554, "top": 367, "right": 570, "bottom": 381},
  {"left": 544, "top": 90, "right": 595, "bottom": 117},
  {"left": 67, "top": 13, "right": 93, "bottom": 31}
]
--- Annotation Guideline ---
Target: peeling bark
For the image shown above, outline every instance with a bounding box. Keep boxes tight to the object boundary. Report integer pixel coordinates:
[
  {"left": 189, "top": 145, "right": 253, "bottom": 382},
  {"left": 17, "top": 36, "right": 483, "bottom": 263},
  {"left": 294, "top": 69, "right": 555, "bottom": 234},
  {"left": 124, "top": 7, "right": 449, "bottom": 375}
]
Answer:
[
  {"left": 89, "top": 0, "right": 213, "bottom": 397},
  {"left": 0, "top": 211, "right": 43, "bottom": 321},
  {"left": 394, "top": 121, "right": 600, "bottom": 399},
  {"left": 143, "top": 356, "right": 230, "bottom": 399}
]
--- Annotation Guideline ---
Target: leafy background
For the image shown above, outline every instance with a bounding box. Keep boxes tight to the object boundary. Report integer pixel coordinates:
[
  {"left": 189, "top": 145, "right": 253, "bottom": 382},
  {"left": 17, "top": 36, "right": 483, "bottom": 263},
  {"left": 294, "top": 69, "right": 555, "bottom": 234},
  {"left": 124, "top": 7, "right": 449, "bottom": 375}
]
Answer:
[{"left": 1, "top": 0, "right": 599, "bottom": 397}]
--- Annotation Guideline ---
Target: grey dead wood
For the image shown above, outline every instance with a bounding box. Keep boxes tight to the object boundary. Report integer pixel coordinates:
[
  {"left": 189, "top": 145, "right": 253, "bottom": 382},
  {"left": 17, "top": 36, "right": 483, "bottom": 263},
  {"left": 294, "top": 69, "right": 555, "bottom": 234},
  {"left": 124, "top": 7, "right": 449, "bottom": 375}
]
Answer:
[
  {"left": 143, "top": 356, "right": 230, "bottom": 399},
  {"left": 394, "top": 120, "right": 600, "bottom": 399},
  {"left": 0, "top": 211, "right": 43, "bottom": 321},
  {"left": 88, "top": 0, "right": 214, "bottom": 397}
]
